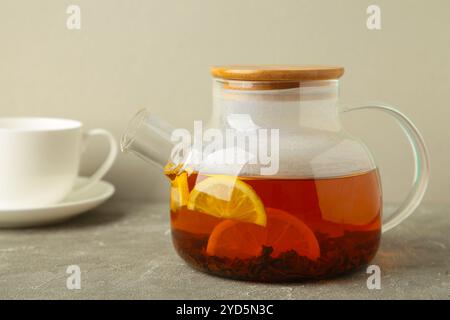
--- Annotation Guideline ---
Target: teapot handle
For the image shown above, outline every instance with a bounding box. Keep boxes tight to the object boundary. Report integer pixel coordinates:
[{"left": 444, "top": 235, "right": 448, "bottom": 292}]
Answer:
[{"left": 343, "top": 105, "right": 430, "bottom": 233}]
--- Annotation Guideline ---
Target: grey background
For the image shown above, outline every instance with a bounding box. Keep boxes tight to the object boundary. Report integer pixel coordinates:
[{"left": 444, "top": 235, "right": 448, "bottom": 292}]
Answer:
[{"left": 0, "top": 0, "right": 448, "bottom": 203}]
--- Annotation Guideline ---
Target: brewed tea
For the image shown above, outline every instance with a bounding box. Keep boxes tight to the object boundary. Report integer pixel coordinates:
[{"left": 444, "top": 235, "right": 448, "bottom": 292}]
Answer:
[{"left": 169, "top": 169, "right": 381, "bottom": 282}]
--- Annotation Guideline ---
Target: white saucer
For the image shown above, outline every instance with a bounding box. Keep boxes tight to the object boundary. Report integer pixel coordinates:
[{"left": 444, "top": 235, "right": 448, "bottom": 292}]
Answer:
[{"left": 0, "top": 177, "right": 115, "bottom": 228}]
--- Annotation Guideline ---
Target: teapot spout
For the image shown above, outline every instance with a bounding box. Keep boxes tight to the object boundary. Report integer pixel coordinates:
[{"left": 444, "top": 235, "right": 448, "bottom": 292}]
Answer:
[{"left": 121, "top": 109, "right": 175, "bottom": 169}]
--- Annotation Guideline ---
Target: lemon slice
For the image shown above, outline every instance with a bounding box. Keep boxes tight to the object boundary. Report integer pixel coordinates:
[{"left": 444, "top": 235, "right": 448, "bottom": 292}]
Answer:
[
  {"left": 170, "top": 172, "right": 189, "bottom": 212},
  {"left": 187, "top": 175, "right": 266, "bottom": 226}
]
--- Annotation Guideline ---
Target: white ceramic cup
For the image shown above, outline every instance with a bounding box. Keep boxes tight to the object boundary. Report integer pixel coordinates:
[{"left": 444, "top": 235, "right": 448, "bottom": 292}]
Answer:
[{"left": 0, "top": 117, "right": 118, "bottom": 208}]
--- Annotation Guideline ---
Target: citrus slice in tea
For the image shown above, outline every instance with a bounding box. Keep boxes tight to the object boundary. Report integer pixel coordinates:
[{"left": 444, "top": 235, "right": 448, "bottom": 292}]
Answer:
[
  {"left": 170, "top": 172, "right": 190, "bottom": 212},
  {"left": 206, "top": 208, "right": 320, "bottom": 260},
  {"left": 187, "top": 175, "right": 267, "bottom": 226}
]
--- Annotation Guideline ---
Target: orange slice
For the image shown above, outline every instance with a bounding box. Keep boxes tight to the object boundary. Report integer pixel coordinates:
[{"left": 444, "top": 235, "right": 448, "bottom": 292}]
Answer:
[
  {"left": 187, "top": 175, "right": 266, "bottom": 226},
  {"left": 206, "top": 208, "right": 320, "bottom": 260}
]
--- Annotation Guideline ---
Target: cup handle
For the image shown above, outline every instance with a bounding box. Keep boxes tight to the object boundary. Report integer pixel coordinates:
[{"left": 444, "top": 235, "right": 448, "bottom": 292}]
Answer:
[
  {"left": 343, "top": 104, "right": 430, "bottom": 233},
  {"left": 73, "top": 128, "right": 118, "bottom": 194}
]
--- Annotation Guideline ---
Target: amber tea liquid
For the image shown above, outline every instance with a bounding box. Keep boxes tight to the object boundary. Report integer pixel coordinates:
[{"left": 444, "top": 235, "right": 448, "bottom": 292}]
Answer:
[{"left": 170, "top": 169, "right": 382, "bottom": 282}]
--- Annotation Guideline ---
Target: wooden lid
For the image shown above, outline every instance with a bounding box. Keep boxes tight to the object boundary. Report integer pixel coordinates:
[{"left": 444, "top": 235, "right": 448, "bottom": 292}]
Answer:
[{"left": 211, "top": 65, "right": 344, "bottom": 82}]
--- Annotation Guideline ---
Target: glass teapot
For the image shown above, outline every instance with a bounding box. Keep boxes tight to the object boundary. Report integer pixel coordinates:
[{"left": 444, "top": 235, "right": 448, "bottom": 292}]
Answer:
[{"left": 121, "top": 65, "right": 429, "bottom": 282}]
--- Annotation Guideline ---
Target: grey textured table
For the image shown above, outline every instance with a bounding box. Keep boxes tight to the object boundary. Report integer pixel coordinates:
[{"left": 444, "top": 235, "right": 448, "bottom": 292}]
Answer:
[{"left": 0, "top": 201, "right": 448, "bottom": 299}]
